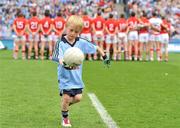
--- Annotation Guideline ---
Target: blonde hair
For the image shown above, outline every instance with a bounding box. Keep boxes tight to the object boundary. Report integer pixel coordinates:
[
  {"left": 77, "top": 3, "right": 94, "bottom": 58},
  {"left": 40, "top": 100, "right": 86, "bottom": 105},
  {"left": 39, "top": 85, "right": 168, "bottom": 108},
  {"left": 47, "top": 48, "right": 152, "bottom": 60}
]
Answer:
[{"left": 66, "top": 15, "right": 84, "bottom": 31}]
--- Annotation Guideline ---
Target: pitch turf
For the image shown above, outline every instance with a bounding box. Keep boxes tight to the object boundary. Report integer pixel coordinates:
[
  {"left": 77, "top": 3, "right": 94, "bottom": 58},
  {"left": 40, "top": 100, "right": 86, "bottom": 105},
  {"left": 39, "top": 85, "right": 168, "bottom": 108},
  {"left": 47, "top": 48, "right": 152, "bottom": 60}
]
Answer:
[{"left": 0, "top": 50, "right": 180, "bottom": 128}]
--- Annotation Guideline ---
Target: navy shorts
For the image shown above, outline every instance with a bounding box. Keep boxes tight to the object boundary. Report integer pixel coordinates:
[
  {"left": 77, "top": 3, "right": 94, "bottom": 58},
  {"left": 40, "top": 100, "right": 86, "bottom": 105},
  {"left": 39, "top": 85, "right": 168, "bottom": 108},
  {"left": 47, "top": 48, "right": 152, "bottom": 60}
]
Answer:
[{"left": 60, "top": 88, "right": 83, "bottom": 97}]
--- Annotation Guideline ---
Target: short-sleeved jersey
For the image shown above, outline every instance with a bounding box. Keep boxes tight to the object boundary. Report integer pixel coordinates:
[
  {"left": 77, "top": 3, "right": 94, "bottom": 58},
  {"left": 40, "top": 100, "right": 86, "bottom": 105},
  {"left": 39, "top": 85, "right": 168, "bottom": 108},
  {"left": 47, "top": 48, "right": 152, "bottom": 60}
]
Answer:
[
  {"left": 127, "top": 17, "right": 139, "bottom": 31},
  {"left": 82, "top": 15, "right": 92, "bottom": 33},
  {"left": 149, "top": 17, "right": 162, "bottom": 35},
  {"left": 139, "top": 17, "right": 149, "bottom": 33},
  {"left": 13, "top": 17, "right": 27, "bottom": 34},
  {"left": 161, "top": 20, "right": 171, "bottom": 34},
  {"left": 93, "top": 16, "right": 105, "bottom": 31},
  {"left": 117, "top": 18, "right": 127, "bottom": 32},
  {"left": 105, "top": 18, "right": 117, "bottom": 34},
  {"left": 53, "top": 17, "right": 66, "bottom": 35},
  {"left": 52, "top": 35, "right": 97, "bottom": 90},
  {"left": 40, "top": 17, "right": 52, "bottom": 35},
  {"left": 28, "top": 16, "right": 40, "bottom": 33}
]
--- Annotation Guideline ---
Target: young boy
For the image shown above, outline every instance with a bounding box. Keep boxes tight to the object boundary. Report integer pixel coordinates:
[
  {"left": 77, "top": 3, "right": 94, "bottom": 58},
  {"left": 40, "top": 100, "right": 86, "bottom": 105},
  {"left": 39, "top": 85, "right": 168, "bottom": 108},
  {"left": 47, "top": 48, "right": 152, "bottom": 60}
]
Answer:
[{"left": 52, "top": 15, "right": 110, "bottom": 127}]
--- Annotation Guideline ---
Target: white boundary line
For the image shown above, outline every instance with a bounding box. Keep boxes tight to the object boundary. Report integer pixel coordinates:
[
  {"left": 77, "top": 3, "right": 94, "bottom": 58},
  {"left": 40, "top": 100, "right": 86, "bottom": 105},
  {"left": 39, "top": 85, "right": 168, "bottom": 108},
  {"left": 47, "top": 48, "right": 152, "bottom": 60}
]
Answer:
[{"left": 88, "top": 93, "right": 119, "bottom": 128}]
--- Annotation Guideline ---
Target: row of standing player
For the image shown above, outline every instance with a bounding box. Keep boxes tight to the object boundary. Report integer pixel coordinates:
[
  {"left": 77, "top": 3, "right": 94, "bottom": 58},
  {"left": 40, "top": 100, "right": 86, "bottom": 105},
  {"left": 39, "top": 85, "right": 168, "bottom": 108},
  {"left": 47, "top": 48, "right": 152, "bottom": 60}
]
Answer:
[{"left": 13, "top": 10, "right": 171, "bottom": 61}]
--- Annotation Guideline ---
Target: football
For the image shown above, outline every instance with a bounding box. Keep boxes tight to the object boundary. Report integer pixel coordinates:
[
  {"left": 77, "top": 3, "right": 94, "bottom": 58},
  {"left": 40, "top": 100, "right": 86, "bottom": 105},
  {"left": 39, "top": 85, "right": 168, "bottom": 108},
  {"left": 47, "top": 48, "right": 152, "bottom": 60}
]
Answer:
[{"left": 63, "top": 47, "right": 84, "bottom": 67}]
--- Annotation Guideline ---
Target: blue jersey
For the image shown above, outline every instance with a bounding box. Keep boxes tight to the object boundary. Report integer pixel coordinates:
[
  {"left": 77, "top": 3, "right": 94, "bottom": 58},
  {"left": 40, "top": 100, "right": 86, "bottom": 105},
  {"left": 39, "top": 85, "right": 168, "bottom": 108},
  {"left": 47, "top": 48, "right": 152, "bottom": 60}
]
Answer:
[{"left": 52, "top": 35, "right": 97, "bottom": 91}]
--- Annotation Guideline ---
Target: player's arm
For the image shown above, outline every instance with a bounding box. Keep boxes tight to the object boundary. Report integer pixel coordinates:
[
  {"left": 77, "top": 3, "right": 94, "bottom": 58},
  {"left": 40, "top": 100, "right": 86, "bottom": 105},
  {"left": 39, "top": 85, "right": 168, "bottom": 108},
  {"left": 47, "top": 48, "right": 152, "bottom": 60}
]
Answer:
[
  {"left": 21, "top": 24, "right": 27, "bottom": 35},
  {"left": 28, "top": 21, "right": 34, "bottom": 35},
  {"left": 105, "top": 25, "right": 111, "bottom": 35},
  {"left": 96, "top": 46, "right": 110, "bottom": 67},
  {"left": 161, "top": 23, "right": 169, "bottom": 32},
  {"left": 115, "top": 25, "right": 118, "bottom": 35},
  {"left": 35, "top": 20, "right": 40, "bottom": 35},
  {"left": 40, "top": 23, "right": 46, "bottom": 35},
  {"left": 13, "top": 24, "right": 19, "bottom": 36},
  {"left": 47, "top": 23, "right": 53, "bottom": 34},
  {"left": 53, "top": 23, "right": 58, "bottom": 33},
  {"left": 150, "top": 21, "right": 161, "bottom": 32},
  {"left": 92, "top": 23, "right": 96, "bottom": 33}
]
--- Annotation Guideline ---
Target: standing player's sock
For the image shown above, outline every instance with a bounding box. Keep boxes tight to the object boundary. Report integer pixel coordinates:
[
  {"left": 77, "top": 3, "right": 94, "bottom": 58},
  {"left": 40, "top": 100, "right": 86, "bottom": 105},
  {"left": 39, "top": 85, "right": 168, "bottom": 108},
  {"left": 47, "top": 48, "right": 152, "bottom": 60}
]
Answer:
[{"left": 62, "top": 110, "right": 68, "bottom": 118}]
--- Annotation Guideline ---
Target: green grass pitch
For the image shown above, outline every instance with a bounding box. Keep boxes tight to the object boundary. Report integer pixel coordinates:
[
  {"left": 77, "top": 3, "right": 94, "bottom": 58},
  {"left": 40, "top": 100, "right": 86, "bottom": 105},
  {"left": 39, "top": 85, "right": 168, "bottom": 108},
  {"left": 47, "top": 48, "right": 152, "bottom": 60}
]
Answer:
[{"left": 0, "top": 50, "right": 180, "bottom": 128}]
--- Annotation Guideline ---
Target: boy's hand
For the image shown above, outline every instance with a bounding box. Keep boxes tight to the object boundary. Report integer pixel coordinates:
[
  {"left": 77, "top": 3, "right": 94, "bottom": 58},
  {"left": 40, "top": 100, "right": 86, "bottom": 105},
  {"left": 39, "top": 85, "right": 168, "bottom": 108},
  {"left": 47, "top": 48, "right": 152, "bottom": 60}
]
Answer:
[
  {"left": 63, "top": 62, "right": 78, "bottom": 70},
  {"left": 102, "top": 55, "right": 110, "bottom": 68}
]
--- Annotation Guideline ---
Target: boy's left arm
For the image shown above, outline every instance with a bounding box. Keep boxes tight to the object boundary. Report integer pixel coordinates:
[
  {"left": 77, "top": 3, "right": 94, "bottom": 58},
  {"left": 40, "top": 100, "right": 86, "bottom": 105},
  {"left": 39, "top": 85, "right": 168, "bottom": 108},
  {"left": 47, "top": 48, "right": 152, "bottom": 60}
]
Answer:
[{"left": 96, "top": 46, "right": 110, "bottom": 67}]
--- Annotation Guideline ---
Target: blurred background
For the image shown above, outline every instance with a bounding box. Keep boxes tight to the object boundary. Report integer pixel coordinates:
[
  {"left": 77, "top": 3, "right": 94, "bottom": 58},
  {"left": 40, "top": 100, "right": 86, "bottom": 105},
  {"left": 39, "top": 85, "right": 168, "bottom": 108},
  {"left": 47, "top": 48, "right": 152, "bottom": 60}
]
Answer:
[{"left": 0, "top": 0, "right": 179, "bottom": 52}]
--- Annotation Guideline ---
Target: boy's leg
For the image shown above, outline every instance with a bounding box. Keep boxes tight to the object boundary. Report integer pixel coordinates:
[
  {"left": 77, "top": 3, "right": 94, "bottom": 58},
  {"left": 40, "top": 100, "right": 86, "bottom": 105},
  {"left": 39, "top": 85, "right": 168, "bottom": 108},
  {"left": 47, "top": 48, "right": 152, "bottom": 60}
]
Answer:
[
  {"left": 61, "top": 94, "right": 72, "bottom": 127},
  {"left": 69, "top": 94, "right": 82, "bottom": 106},
  {"left": 61, "top": 94, "right": 71, "bottom": 112}
]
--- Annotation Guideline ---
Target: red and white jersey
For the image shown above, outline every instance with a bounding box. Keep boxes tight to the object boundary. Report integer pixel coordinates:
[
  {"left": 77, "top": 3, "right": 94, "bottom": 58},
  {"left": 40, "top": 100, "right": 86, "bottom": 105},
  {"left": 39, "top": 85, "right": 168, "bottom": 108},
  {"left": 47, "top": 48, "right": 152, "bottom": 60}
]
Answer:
[
  {"left": 160, "top": 19, "right": 171, "bottom": 34},
  {"left": 93, "top": 16, "right": 105, "bottom": 31},
  {"left": 105, "top": 18, "right": 117, "bottom": 34},
  {"left": 127, "top": 17, "right": 139, "bottom": 31},
  {"left": 139, "top": 17, "right": 149, "bottom": 34},
  {"left": 149, "top": 17, "right": 162, "bottom": 35},
  {"left": 117, "top": 18, "right": 127, "bottom": 32},
  {"left": 13, "top": 17, "right": 27, "bottom": 35},
  {"left": 28, "top": 16, "right": 40, "bottom": 33},
  {"left": 82, "top": 15, "right": 92, "bottom": 34},
  {"left": 40, "top": 17, "right": 52, "bottom": 35},
  {"left": 53, "top": 16, "right": 66, "bottom": 35}
]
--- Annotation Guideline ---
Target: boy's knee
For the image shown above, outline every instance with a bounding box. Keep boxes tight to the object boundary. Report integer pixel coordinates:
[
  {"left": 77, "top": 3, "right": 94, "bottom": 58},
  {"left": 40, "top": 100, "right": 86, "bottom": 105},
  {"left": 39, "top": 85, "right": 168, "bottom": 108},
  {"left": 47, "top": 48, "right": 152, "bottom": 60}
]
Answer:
[{"left": 75, "top": 95, "right": 82, "bottom": 102}]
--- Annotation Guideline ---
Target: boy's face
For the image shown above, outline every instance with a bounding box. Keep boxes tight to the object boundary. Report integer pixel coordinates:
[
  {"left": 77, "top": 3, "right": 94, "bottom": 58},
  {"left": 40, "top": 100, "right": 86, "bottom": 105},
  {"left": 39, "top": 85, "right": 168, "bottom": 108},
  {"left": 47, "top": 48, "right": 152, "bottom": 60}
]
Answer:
[{"left": 66, "top": 24, "right": 81, "bottom": 41}]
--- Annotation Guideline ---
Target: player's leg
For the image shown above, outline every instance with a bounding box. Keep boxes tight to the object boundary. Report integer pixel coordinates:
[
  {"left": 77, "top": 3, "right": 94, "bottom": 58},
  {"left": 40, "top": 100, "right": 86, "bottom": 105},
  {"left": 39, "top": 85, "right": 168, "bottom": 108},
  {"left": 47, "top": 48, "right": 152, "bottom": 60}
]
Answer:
[
  {"left": 21, "top": 36, "right": 26, "bottom": 60},
  {"left": 40, "top": 35, "right": 46, "bottom": 60},
  {"left": 145, "top": 41, "right": 149, "bottom": 61},
  {"left": 28, "top": 36, "right": 33, "bottom": 59},
  {"left": 156, "top": 41, "right": 161, "bottom": 61},
  {"left": 105, "top": 35, "right": 111, "bottom": 59},
  {"left": 112, "top": 36, "right": 117, "bottom": 61},
  {"left": 33, "top": 34, "right": 39, "bottom": 60},
  {"left": 61, "top": 94, "right": 72, "bottom": 127},
  {"left": 117, "top": 41, "right": 122, "bottom": 61},
  {"left": 128, "top": 40, "right": 132, "bottom": 60},
  {"left": 139, "top": 34, "right": 143, "bottom": 61},
  {"left": 164, "top": 43, "right": 168, "bottom": 61},
  {"left": 134, "top": 32, "right": 139, "bottom": 61},
  {"left": 139, "top": 42, "right": 143, "bottom": 61},
  {"left": 48, "top": 40, "right": 53, "bottom": 60},
  {"left": 149, "top": 34, "right": 155, "bottom": 61},
  {"left": 144, "top": 34, "right": 149, "bottom": 61},
  {"left": 34, "top": 40, "right": 39, "bottom": 60},
  {"left": 13, "top": 37, "right": 19, "bottom": 59}
]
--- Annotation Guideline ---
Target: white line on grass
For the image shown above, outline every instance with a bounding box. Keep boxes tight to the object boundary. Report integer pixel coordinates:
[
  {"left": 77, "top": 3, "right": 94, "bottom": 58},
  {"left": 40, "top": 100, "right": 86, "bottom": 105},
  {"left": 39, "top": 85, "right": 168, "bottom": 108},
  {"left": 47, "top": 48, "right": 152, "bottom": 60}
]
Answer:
[{"left": 88, "top": 93, "right": 119, "bottom": 128}]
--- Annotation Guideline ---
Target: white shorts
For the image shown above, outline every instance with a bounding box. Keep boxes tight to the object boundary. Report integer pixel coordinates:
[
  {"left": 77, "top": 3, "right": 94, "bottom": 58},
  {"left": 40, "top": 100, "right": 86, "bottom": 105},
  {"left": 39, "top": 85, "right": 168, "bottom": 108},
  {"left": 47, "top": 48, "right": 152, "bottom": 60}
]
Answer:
[
  {"left": 118, "top": 32, "right": 127, "bottom": 43},
  {"left": 106, "top": 34, "right": 117, "bottom": 44},
  {"left": 128, "top": 31, "right": 138, "bottom": 41},
  {"left": 149, "top": 34, "right": 161, "bottom": 42},
  {"left": 161, "top": 33, "right": 169, "bottom": 44},
  {"left": 139, "top": 33, "right": 149, "bottom": 43},
  {"left": 41, "top": 35, "right": 52, "bottom": 42},
  {"left": 81, "top": 33, "right": 92, "bottom": 41},
  {"left": 93, "top": 31, "right": 104, "bottom": 41},
  {"left": 52, "top": 34, "right": 61, "bottom": 42},
  {"left": 14, "top": 35, "right": 26, "bottom": 42},
  {"left": 29, "top": 34, "right": 39, "bottom": 42}
]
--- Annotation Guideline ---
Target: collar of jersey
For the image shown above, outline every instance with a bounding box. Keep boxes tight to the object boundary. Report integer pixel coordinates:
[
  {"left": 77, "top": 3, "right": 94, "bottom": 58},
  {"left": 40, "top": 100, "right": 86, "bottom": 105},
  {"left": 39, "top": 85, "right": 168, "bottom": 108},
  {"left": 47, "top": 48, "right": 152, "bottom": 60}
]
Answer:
[{"left": 61, "top": 34, "right": 80, "bottom": 47}]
